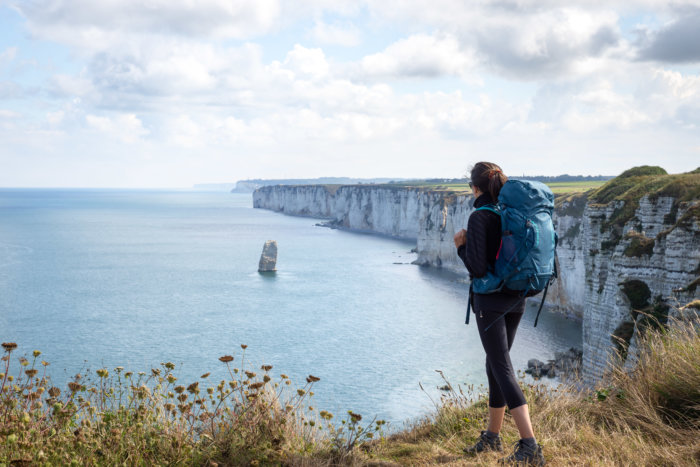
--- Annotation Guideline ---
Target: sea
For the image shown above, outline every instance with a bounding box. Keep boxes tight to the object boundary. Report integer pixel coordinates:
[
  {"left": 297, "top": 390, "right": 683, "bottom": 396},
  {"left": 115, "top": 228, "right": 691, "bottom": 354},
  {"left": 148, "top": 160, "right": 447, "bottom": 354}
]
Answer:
[{"left": 0, "top": 189, "right": 581, "bottom": 428}]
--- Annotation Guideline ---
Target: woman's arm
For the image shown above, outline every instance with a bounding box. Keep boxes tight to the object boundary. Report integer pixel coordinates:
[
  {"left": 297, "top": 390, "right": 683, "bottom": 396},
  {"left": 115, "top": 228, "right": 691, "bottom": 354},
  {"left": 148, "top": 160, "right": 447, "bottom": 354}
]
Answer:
[{"left": 462, "top": 212, "right": 490, "bottom": 278}]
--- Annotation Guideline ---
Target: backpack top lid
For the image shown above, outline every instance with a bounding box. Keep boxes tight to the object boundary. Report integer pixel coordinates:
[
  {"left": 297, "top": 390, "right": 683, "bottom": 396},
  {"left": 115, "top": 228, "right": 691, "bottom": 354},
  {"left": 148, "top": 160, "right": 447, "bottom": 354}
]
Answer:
[{"left": 498, "top": 179, "right": 554, "bottom": 212}]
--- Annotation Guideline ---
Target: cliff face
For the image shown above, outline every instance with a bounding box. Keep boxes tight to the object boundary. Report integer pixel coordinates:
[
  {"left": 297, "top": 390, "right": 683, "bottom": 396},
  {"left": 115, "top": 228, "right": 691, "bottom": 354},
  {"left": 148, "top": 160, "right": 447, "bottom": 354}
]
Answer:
[{"left": 253, "top": 170, "right": 700, "bottom": 384}]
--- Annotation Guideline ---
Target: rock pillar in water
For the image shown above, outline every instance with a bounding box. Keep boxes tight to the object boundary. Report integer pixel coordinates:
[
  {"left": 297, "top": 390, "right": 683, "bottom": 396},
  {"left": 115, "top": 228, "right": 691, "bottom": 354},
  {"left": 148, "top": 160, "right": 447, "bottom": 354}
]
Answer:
[{"left": 258, "top": 240, "right": 278, "bottom": 272}]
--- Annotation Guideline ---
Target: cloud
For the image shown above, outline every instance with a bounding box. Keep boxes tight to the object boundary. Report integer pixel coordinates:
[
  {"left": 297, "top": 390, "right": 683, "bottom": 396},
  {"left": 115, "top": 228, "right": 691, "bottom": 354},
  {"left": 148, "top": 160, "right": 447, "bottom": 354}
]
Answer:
[
  {"left": 15, "top": 0, "right": 281, "bottom": 43},
  {"left": 0, "top": 47, "right": 18, "bottom": 64},
  {"left": 310, "top": 20, "right": 361, "bottom": 46},
  {"left": 283, "top": 44, "right": 330, "bottom": 79},
  {"left": 358, "top": 33, "right": 477, "bottom": 80},
  {"left": 636, "top": 8, "right": 700, "bottom": 63},
  {"left": 472, "top": 8, "right": 621, "bottom": 78},
  {"left": 86, "top": 113, "right": 149, "bottom": 142}
]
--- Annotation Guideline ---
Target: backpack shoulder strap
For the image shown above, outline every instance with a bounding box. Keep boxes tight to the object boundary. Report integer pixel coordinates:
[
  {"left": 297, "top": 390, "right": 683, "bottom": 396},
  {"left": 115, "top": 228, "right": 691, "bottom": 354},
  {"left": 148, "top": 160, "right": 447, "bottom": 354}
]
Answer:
[{"left": 474, "top": 204, "right": 500, "bottom": 216}]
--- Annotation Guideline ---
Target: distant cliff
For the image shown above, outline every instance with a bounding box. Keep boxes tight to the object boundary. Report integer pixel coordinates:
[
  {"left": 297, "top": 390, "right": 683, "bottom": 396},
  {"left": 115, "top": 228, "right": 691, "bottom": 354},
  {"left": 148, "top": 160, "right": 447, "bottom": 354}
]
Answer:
[{"left": 253, "top": 167, "right": 700, "bottom": 383}]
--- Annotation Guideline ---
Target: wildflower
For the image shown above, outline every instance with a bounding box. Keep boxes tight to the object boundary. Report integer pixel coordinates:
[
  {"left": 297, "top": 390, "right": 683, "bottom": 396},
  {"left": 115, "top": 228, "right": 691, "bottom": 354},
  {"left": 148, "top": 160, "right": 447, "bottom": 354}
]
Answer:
[
  {"left": 249, "top": 382, "right": 264, "bottom": 390},
  {"left": 263, "top": 375, "right": 271, "bottom": 383},
  {"left": 219, "top": 355, "right": 234, "bottom": 363},
  {"left": 319, "top": 410, "right": 333, "bottom": 420},
  {"left": 306, "top": 375, "right": 320, "bottom": 383},
  {"left": 207, "top": 387, "right": 214, "bottom": 394},
  {"left": 187, "top": 382, "right": 199, "bottom": 394},
  {"left": 165, "top": 362, "right": 175, "bottom": 370},
  {"left": 240, "top": 344, "right": 247, "bottom": 349},
  {"left": 280, "top": 374, "right": 288, "bottom": 379},
  {"left": 125, "top": 372, "right": 133, "bottom": 378},
  {"left": 245, "top": 371, "right": 256, "bottom": 379},
  {"left": 1, "top": 342, "right": 17, "bottom": 351},
  {"left": 261, "top": 364, "right": 272, "bottom": 371},
  {"left": 32, "top": 350, "right": 41, "bottom": 357},
  {"left": 25, "top": 369, "right": 38, "bottom": 378},
  {"left": 96, "top": 368, "right": 109, "bottom": 378},
  {"left": 68, "top": 382, "right": 82, "bottom": 392},
  {"left": 348, "top": 411, "right": 362, "bottom": 422},
  {"left": 177, "top": 394, "right": 188, "bottom": 402},
  {"left": 19, "top": 357, "right": 29, "bottom": 366},
  {"left": 174, "top": 385, "right": 185, "bottom": 394},
  {"left": 297, "top": 389, "right": 306, "bottom": 396},
  {"left": 115, "top": 366, "right": 124, "bottom": 373},
  {"left": 167, "top": 374, "right": 177, "bottom": 384},
  {"left": 151, "top": 368, "right": 161, "bottom": 377},
  {"left": 48, "top": 387, "right": 61, "bottom": 398},
  {"left": 41, "top": 361, "right": 49, "bottom": 367},
  {"left": 201, "top": 372, "right": 210, "bottom": 379},
  {"left": 164, "top": 403, "right": 175, "bottom": 412}
]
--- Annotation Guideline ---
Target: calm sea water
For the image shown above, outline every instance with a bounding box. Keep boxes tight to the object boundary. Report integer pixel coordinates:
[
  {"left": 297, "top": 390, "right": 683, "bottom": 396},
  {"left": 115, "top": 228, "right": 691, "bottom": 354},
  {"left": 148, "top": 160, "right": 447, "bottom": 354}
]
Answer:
[{"left": 0, "top": 189, "right": 580, "bottom": 427}]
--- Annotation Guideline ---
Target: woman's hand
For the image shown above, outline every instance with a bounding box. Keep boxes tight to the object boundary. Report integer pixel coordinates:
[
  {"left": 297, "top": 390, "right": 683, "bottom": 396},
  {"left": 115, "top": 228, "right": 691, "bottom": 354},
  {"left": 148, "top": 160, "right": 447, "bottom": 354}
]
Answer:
[{"left": 453, "top": 229, "right": 467, "bottom": 248}]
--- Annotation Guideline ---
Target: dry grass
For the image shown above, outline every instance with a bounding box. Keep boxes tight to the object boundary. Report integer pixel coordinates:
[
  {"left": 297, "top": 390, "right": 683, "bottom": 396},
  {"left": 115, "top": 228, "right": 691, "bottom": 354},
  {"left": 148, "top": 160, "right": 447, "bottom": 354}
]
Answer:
[
  {"left": 356, "top": 314, "right": 700, "bottom": 466},
  {"left": 2, "top": 314, "right": 698, "bottom": 466}
]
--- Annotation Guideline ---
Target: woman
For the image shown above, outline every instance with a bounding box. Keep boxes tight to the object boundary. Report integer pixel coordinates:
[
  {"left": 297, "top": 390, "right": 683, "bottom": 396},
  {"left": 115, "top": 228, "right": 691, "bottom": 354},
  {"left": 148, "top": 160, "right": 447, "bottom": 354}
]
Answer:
[{"left": 453, "top": 162, "right": 545, "bottom": 466}]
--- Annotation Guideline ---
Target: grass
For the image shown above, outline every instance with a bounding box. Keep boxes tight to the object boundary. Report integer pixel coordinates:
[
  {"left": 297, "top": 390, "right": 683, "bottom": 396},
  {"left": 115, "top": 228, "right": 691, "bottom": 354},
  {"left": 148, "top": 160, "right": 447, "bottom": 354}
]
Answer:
[
  {"left": 3, "top": 310, "right": 699, "bottom": 465},
  {"left": 349, "top": 180, "right": 607, "bottom": 197}
]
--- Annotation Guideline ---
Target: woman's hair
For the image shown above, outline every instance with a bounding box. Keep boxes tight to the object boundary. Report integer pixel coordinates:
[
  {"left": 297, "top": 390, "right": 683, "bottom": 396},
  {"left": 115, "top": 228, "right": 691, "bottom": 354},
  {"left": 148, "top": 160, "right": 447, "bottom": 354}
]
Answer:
[{"left": 470, "top": 161, "right": 508, "bottom": 200}]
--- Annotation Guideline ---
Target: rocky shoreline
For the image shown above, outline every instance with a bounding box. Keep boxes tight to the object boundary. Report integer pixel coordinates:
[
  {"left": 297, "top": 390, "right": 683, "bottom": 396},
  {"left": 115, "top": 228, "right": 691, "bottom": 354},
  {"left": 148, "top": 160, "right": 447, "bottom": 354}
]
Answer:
[{"left": 525, "top": 347, "right": 583, "bottom": 380}]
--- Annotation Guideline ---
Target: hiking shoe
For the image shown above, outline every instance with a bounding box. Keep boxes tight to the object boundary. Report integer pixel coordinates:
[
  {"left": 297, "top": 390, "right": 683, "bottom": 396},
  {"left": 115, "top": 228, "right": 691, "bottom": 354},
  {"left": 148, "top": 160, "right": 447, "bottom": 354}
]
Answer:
[
  {"left": 499, "top": 440, "right": 545, "bottom": 465},
  {"left": 463, "top": 430, "right": 503, "bottom": 455}
]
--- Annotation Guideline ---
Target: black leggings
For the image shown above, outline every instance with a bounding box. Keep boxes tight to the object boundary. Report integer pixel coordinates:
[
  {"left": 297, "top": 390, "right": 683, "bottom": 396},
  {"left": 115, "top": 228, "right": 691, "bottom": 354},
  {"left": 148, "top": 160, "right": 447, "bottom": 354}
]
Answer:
[{"left": 473, "top": 292, "right": 527, "bottom": 409}]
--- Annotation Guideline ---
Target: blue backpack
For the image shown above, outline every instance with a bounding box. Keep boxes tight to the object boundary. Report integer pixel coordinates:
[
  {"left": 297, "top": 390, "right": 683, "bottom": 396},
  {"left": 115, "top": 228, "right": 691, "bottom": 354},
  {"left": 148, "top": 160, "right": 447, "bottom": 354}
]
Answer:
[{"left": 466, "top": 180, "right": 558, "bottom": 328}]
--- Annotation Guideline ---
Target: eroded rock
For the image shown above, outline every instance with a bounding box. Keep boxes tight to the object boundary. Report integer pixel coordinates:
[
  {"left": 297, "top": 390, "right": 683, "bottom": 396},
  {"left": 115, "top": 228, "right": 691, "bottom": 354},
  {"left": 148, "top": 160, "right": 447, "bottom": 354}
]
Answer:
[{"left": 258, "top": 240, "right": 278, "bottom": 272}]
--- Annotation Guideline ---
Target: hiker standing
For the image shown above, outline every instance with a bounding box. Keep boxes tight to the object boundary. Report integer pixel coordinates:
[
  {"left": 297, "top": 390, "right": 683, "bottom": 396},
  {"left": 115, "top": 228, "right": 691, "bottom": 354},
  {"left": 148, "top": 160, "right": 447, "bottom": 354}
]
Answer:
[{"left": 454, "top": 161, "right": 549, "bottom": 466}]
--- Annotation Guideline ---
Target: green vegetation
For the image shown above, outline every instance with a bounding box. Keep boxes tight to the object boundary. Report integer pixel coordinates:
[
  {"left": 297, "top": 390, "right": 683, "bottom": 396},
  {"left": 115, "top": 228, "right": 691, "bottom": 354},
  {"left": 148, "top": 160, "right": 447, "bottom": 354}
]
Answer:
[
  {"left": 623, "top": 231, "right": 655, "bottom": 257},
  {"left": 0, "top": 344, "right": 384, "bottom": 466},
  {"left": 3, "top": 312, "right": 700, "bottom": 466}
]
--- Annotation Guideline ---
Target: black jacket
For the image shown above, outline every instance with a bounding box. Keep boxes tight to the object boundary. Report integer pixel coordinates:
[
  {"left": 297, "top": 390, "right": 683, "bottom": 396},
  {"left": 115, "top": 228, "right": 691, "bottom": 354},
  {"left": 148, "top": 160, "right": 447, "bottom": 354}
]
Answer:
[{"left": 457, "top": 193, "right": 501, "bottom": 278}]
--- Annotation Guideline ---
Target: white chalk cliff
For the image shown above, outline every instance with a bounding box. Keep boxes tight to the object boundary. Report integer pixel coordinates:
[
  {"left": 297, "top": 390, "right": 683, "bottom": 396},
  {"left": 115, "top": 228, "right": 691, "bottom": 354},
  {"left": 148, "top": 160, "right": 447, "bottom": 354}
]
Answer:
[{"left": 253, "top": 170, "right": 699, "bottom": 383}]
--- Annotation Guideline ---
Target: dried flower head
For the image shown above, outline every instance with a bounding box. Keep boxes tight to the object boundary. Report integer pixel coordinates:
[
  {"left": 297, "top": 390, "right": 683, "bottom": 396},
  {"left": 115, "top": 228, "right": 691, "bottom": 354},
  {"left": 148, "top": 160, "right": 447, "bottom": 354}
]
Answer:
[
  {"left": 297, "top": 389, "right": 306, "bottom": 397},
  {"left": 151, "top": 368, "right": 161, "bottom": 377},
  {"left": 68, "top": 382, "right": 82, "bottom": 392},
  {"left": 240, "top": 344, "right": 248, "bottom": 350},
  {"left": 25, "top": 369, "right": 38, "bottom": 378},
  {"left": 245, "top": 371, "right": 256, "bottom": 379},
  {"left": 48, "top": 387, "right": 61, "bottom": 398},
  {"left": 261, "top": 364, "right": 272, "bottom": 372},
  {"left": 306, "top": 375, "right": 320, "bottom": 383},
  {"left": 200, "top": 372, "right": 210, "bottom": 379},
  {"left": 263, "top": 375, "right": 271, "bottom": 383},
  {"left": 187, "top": 382, "right": 199, "bottom": 394},
  {"left": 96, "top": 369, "right": 109, "bottom": 378},
  {"left": 167, "top": 374, "right": 177, "bottom": 384},
  {"left": 249, "top": 382, "right": 264, "bottom": 390},
  {"left": 174, "top": 385, "right": 185, "bottom": 394},
  {"left": 348, "top": 411, "right": 362, "bottom": 422},
  {"left": 32, "top": 350, "right": 41, "bottom": 357},
  {"left": 41, "top": 361, "right": 49, "bottom": 367},
  {"left": 1, "top": 342, "right": 17, "bottom": 351},
  {"left": 219, "top": 355, "right": 234, "bottom": 363}
]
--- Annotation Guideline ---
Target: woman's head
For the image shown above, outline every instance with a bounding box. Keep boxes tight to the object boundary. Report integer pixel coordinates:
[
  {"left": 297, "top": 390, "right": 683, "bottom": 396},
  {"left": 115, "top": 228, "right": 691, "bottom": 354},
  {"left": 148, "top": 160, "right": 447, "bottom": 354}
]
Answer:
[{"left": 469, "top": 162, "right": 507, "bottom": 201}]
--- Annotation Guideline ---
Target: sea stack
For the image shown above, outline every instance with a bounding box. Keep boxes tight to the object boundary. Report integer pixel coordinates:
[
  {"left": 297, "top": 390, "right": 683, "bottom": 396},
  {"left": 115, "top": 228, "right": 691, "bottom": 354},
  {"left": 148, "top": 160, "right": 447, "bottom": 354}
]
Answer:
[{"left": 258, "top": 240, "right": 278, "bottom": 272}]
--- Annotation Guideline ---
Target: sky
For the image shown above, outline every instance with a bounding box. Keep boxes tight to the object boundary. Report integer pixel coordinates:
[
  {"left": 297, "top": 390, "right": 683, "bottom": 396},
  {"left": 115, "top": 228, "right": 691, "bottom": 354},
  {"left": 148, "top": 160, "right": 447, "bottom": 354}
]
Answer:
[{"left": 1, "top": 1, "right": 699, "bottom": 187}]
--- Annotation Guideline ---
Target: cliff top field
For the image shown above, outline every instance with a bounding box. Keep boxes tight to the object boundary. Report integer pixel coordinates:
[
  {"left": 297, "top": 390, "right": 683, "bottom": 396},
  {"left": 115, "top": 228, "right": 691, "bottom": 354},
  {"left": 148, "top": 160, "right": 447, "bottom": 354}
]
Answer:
[{"left": 295, "top": 179, "right": 608, "bottom": 198}]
